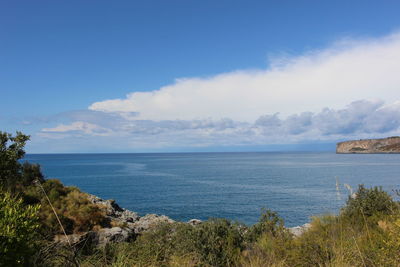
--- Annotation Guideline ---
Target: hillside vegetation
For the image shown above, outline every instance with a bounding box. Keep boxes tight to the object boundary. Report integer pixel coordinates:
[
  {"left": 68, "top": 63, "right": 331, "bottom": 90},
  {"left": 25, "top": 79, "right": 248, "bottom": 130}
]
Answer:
[{"left": 1, "top": 131, "right": 400, "bottom": 266}]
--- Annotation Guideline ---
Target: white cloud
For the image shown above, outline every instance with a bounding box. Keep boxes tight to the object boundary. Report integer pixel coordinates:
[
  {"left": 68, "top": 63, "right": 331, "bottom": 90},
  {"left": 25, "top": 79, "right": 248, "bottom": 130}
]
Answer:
[
  {"left": 41, "top": 121, "right": 112, "bottom": 136},
  {"left": 89, "top": 32, "right": 400, "bottom": 122},
  {"left": 41, "top": 99, "right": 400, "bottom": 149},
  {"left": 35, "top": 32, "right": 400, "bottom": 151}
]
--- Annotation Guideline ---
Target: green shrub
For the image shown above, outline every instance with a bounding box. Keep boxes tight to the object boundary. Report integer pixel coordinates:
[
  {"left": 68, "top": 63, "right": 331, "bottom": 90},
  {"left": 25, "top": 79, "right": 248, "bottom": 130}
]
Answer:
[
  {"left": 0, "top": 190, "right": 40, "bottom": 266},
  {"left": 246, "top": 209, "right": 289, "bottom": 242},
  {"left": 183, "top": 219, "right": 244, "bottom": 266},
  {"left": 242, "top": 210, "right": 293, "bottom": 266},
  {"left": 341, "top": 185, "right": 398, "bottom": 223},
  {"left": 82, "top": 219, "right": 245, "bottom": 267},
  {"left": 131, "top": 222, "right": 177, "bottom": 266},
  {"left": 34, "top": 179, "right": 107, "bottom": 235}
]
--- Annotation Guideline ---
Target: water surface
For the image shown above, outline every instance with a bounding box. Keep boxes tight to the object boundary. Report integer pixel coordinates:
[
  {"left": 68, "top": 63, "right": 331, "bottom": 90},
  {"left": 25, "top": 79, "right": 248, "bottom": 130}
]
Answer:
[{"left": 26, "top": 152, "right": 400, "bottom": 227}]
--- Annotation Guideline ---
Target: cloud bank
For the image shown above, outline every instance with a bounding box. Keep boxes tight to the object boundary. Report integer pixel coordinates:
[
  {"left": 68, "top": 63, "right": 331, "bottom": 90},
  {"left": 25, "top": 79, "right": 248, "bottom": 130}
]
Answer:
[
  {"left": 36, "top": 32, "right": 400, "bottom": 151},
  {"left": 39, "top": 100, "right": 400, "bottom": 149},
  {"left": 89, "top": 33, "right": 400, "bottom": 122}
]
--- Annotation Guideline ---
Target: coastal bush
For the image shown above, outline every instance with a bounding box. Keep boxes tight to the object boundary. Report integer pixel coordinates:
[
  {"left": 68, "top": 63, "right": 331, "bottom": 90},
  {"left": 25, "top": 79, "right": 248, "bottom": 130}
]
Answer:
[
  {"left": 245, "top": 209, "right": 290, "bottom": 242},
  {"left": 240, "top": 185, "right": 400, "bottom": 267},
  {"left": 80, "top": 220, "right": 245, "bottom": 267},
  {"left": 181, "top": 219, "right": 245, "bottom": 266},
  {"left": 287, "top": 215, "right": 342, "bottom": 266},
  {"left": 0, "top": 190, "right": 40, "bottom": 266},
  {"left": 26, "top": 179, "right": 108, "bottom": 235},
  {"left": 341, "top": 184, "right": 398, "bottom": 223},
  {"left": 242, "top": 210, "right": 293, "bottom": 266}
]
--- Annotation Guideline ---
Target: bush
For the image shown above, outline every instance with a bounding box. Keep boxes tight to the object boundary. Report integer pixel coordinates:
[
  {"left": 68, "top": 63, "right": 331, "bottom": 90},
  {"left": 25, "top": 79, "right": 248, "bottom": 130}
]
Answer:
[
  {"left": 242, "top": 210, "right": 292, "bottom": 266},
  {"left": 246, "top": 209, "right": 290, "bottom": 242},
  {"left": 341, "top": 184, "right": 398, "bottom": 223},
  {"left": 27, "top": 179, "right": 108, "bottom": 235},
  {"left": 182, "top": 219, "right": 245, "bottom": 266},
  {"left": 0, "top": 190, "right": 40, "bottom": 266},
  {"left": 81, "top": 219, "right": 246, "bottom": 267}
]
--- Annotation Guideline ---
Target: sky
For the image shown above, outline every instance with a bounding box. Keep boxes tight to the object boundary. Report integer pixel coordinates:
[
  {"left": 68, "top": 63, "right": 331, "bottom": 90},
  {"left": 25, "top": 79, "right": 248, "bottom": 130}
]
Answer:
[{"left": 2, "top": 0, "right": 400, "bottom": 153}]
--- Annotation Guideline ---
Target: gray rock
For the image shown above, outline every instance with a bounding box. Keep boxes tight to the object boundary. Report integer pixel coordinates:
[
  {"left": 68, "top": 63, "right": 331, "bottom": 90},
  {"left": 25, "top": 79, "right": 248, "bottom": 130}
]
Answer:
[
  {"left": 54, "top": 227, "right": 135, "bottom": 248},
  {"left": 187, "top": 219, "right": 202, "bottom": 225},
  {"left": 87, "top": 194, "right": 139, "bottom": 223},
  {"left": 132, "top": 214, "right": 175, "bottom": 234},
  {"left": 118, "top": 209, "right": 140, "bottom": 223},
  {"left": 54, "top": 194, "right": 178, "bottom": 248},
  {"left": 95, "top": 227, "right": 134, "bottom": 247},
  {"left": 289, "top": 223, "right": 311, "bottom": 237}
]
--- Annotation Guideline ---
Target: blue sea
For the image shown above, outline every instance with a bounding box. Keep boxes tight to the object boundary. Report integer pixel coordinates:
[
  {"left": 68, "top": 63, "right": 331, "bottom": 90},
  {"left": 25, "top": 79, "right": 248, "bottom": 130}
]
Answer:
[{"left": 25, "top": 152, "right": 400, "bottom": 227}]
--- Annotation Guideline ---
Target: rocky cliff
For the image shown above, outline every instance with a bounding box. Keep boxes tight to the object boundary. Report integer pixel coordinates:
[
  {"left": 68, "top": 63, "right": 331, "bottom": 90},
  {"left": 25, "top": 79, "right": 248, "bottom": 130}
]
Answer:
[{"left": 336, "top": 136, "right": 400, "bottom": 154}]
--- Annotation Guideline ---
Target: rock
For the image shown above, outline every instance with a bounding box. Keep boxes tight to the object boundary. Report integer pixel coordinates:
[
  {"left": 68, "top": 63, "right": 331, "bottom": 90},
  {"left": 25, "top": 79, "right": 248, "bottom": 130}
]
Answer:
[
  {"left": 119, "top": 209, "right": 140, "bottom": 223},
  {"left": 88, "top": 195, "right": 122, "bottom": 214},
  {"left": 289, "top": 223, "right": 311, "bottom": 237},
  {"left": 55, "top": 227, "right": 135, "bottom": 248},
  {"left": 187, "top": 219, "right": 202, "bottom": 225},
  {"left": 132, "top": 214, "right": 175, "bottom": 234},
  {"left": 54, "top": 233, "right": 86, "bottom": 245},
  {"left": 87, "top": 194, "right": 140, "bottom": 223},
  {"left": 95, "top": 227, "right": 134, "bottom": 247},
  {"left": 79, "top": 194, "right": 176, "bottom": 246}
]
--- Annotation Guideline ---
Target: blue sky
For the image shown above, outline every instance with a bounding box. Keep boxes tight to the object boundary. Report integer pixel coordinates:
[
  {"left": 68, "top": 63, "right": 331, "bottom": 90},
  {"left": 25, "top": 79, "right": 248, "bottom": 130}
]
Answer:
[{"left": 2, "top": 1, "right": 400, "bottom": 153}]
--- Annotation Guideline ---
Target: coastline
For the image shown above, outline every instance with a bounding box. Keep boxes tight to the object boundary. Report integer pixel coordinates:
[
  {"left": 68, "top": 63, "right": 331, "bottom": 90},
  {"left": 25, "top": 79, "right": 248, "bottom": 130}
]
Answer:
[{"left": 56, "top": 192, "right": 311, "bottom": 247}]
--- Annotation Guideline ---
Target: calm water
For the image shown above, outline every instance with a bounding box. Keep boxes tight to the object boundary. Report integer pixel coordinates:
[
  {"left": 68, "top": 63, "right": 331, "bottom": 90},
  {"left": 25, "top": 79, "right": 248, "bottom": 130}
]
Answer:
[{"left": 25, "top": 152, "right": 400, "bottom": 227}]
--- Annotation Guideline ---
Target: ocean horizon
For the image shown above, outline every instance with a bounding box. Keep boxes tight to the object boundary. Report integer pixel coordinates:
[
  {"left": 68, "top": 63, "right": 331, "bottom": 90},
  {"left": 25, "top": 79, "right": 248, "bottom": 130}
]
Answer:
[{"left": 25, "top": 151, "right": 400, "bottom": 227}]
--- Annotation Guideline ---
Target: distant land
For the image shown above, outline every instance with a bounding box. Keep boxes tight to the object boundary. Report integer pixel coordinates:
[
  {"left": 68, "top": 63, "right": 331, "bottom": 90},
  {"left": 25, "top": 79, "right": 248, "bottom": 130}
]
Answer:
[{"left": 336, "top": 136, "right": 400, "bottom": 154}]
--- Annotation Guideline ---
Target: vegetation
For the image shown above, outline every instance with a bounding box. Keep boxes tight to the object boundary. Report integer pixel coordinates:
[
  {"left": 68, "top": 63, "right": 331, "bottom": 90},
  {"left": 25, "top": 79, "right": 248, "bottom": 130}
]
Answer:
[
  {"left": 0, "top": 131, "right": 109, "bottom": 266},
  {"left": 0, "top": 191, "right": 40, "bottom": 266},
  {"left": 2, "top": 130, "right": 400, "bottom": 266}
]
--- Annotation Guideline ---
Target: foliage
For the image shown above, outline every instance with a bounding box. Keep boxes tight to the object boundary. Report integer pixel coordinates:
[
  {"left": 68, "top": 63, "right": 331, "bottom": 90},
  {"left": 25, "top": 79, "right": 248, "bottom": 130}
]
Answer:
[
  {"left": 0, "top": 190, "right": 40, "bottom": 266},
  {"left": 180, "top": 218, "right": 244, "bottom": 266},
  {"left": 377, "top": 217, "right": 400, "bottom": 266},
  {"left": 341, "top": 184, "right": 398, "bottom": 223},
  {"left": 245, "top": 209, "right": 290, "bottom": 242},
  {"left": 0, "top": 131, "right": 44, "bottom": 191},
  {"left": 80, "top": 219, "right": 245, "bottom": 267},
  {"left": 24, "top": 179, "right": 108, "bottom": 236},
  {"left": 242, "top": 210, "right": 293, "bottom": 266}
]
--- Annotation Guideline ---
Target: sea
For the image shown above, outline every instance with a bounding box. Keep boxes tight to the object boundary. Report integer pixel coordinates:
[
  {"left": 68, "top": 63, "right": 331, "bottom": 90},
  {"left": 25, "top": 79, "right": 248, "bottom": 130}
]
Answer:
[{"left": 25, "top": 152, "right": 400, "bottom": 227}]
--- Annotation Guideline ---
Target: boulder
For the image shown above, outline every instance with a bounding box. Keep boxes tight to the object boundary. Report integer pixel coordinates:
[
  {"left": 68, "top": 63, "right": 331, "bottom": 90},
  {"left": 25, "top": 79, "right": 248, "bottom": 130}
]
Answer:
[
  {"left": 289, "top": 223, "right": 311, "bottom": 237},
  {"left": 132, "top": 214, "right": 175, "bottom": 234},
  {"left": 87, "top": 194, "right": 140, "bottom": 223},
  {"left": 95, "top": 227, "right": 134, "bottom": 247},
  {"left": 187, "top": 219, "right": 202, "bottom": 226}
]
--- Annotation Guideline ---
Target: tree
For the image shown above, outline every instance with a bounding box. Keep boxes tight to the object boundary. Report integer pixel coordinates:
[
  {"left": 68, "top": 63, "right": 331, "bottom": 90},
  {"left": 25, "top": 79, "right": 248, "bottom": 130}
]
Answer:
[{"left": 0, "top": 131, "right": 44, "bottom": 190}]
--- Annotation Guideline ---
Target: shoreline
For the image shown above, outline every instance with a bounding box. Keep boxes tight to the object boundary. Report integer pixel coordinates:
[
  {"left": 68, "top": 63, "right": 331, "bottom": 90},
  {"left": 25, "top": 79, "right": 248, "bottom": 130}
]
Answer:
[{"left": 57, "top": 193, "right": 311, "bottom": 247}]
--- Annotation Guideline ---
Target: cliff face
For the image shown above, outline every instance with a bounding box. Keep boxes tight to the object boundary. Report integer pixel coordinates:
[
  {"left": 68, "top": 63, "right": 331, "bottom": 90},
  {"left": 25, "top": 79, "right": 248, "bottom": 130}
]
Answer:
[{"left": 336, "top": 137, "right": 400, "bottom": 154}]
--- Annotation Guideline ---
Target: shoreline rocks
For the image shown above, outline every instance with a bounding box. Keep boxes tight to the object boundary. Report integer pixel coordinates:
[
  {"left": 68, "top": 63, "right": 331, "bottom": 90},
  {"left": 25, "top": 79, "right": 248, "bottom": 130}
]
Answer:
[
  {"left": 56, "top": 194, "right": 179, "bottom": 247},
  {"left": 56, "top": 194, "right": 310, "bottom": 247}
]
